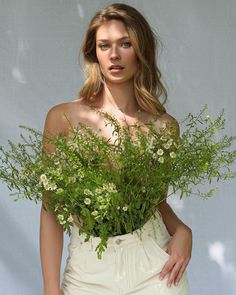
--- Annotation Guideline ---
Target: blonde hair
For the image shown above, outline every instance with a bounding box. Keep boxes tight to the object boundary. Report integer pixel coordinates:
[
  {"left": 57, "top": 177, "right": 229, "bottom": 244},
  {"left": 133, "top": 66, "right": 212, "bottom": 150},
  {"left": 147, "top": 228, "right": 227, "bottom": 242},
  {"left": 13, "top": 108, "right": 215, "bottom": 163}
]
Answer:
[{"left": 79, "top": 3, "right": 167, "bottom": 115}]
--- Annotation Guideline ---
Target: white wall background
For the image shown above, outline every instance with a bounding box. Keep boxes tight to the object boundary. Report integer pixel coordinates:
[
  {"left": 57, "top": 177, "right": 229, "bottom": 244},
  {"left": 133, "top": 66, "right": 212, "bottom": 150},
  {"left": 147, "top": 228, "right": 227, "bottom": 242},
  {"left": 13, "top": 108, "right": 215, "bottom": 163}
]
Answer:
[{"left": 0, "top": 0, "right": 236, "bottom": 294}]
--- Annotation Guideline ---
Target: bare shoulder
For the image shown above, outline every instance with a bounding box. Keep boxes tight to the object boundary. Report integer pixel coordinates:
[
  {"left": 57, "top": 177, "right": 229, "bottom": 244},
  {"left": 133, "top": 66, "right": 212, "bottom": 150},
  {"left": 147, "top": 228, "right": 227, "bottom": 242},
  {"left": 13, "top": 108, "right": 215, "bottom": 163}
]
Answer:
[
  {"left": 43, "top": 102, "right": 70, "bottom": 136},
  {"left": 153, "top": 112, "right": 180, "bottom": 138},
  {"left": 160, "top": 112, "right": 179, "bottom": 127},
  {"left": 43, "top": 99, "right": 87, "bottom": 135},
  {"left": 42, "top": 100, "right": 80, "bottom": 153}
]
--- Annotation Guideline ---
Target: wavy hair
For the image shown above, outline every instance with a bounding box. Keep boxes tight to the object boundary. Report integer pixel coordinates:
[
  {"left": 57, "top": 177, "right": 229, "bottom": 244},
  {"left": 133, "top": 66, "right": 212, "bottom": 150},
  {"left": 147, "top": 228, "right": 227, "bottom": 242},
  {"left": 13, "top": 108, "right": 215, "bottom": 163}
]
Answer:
[{"left": 79, "top": 3, "right": 168, "bottom": 115}]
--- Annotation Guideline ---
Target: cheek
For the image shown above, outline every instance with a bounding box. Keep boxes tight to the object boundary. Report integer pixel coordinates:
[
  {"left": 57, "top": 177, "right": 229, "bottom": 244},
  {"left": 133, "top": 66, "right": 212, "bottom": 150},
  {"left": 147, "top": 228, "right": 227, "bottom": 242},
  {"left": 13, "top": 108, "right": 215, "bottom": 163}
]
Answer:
[
  {"left": 96, "top": 51, "right": 107, "bottom": 69},
  {"left": 125, "top": 49, "right": 138, "bottom": 63},
  {"left": 127, "top": 51, "right": 139, "bottom": 70}
]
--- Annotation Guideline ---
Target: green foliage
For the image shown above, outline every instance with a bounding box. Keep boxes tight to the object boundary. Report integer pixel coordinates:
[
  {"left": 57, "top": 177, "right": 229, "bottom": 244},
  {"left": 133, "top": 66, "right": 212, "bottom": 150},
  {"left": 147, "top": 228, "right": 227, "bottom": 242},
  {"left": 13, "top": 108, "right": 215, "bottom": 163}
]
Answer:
[{"left": 0, "top": 104, "right": 235, "bottom": 259}]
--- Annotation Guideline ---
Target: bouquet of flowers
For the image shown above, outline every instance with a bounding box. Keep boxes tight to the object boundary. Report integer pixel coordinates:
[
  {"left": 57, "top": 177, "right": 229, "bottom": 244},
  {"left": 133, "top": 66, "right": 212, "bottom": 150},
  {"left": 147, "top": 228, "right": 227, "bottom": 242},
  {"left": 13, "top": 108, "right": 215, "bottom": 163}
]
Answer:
[{"left": 0, "top": 104, "right": 236, "bottom": 259}]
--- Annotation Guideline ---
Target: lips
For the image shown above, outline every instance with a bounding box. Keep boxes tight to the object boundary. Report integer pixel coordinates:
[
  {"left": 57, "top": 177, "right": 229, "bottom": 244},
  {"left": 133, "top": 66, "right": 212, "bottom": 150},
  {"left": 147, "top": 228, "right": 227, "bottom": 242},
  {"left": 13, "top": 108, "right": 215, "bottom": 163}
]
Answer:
[{"left": 108, "top": 65, "right": 125, "bottom": 70}]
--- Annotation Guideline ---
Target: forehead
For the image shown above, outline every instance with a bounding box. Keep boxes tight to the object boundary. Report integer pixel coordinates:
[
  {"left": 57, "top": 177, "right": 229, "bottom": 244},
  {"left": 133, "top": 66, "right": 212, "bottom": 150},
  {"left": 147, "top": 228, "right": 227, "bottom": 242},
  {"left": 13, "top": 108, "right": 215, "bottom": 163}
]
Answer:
[{"left": 96, "top": 19, "right": 129, "bottom": 40}]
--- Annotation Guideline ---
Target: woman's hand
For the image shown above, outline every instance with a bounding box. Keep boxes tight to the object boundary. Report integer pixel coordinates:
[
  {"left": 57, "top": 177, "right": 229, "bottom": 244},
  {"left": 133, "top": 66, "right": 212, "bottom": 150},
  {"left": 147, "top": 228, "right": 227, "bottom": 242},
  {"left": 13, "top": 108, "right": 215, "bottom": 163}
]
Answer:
[{"left": 159, "top": 225, "right": 192, "bottom": 288}]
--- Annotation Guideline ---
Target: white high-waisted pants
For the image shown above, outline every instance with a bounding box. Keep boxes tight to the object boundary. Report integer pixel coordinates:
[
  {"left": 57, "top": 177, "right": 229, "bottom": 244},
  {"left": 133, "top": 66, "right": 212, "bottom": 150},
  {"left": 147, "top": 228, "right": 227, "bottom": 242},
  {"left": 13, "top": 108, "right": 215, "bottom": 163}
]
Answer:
[{"left": 61, "top": 210, "right": 190, "bottom": 294}]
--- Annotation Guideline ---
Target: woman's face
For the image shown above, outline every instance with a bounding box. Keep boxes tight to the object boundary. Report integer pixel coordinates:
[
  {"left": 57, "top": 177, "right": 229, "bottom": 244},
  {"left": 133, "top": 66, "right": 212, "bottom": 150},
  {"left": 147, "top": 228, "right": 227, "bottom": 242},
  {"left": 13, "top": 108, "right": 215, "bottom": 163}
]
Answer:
[{"left": 96, "top": 20, "right": 139, "bottom": 84}]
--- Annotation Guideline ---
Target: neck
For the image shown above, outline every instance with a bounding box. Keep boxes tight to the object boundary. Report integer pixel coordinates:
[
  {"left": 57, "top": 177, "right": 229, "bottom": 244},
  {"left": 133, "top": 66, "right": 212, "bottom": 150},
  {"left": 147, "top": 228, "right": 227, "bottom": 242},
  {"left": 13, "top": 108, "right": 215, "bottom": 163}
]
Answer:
[{"left": 98, "top": 79, "right": 140, "bottom": 114}]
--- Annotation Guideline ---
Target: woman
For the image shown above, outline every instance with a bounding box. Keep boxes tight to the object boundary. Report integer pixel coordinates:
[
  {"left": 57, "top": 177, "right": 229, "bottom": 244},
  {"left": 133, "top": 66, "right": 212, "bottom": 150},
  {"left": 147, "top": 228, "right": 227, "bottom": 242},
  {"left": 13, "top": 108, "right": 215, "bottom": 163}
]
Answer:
[{"left": 40, "top": 3, "right": 192, "bottom": 295}]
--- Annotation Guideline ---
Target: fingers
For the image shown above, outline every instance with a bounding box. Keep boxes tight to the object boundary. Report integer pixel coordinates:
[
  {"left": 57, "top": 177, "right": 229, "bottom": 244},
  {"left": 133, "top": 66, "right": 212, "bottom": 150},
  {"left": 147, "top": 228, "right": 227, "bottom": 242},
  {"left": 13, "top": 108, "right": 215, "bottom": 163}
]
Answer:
[
  {"left": 159, "top": 258, "right": 176, "bottom": 282},
  {"left": 166, "top": 261, "right": 182, "bottom": 287},
  {"left": 173, "top": 261, "right": 188, "bottom": 286},
  {"left": 159, "top": 257, "right": 188, "bottom": 288}
]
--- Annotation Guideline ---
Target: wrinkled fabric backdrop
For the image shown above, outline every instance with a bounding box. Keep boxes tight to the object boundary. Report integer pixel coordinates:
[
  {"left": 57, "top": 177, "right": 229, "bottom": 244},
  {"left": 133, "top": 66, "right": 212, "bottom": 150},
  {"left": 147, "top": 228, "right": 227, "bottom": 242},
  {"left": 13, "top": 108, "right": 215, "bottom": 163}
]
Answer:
[{"left": 0, "top": 1, "right": 235, "bottom": 294}]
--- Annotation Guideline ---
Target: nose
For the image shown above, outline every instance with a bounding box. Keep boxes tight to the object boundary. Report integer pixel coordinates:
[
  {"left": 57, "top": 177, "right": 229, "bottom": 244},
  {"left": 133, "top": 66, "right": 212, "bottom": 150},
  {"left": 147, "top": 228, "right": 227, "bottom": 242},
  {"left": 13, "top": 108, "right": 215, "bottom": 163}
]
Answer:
[{"left": 110, "top": 45, "right": 121, "bottom": 61}]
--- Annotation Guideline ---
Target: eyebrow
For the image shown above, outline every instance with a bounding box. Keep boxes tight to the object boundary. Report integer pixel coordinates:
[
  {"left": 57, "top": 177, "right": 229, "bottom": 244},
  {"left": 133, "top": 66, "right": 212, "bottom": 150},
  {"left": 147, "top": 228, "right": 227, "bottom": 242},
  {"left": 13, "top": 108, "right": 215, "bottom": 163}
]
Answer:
[{"left": 97, "top": 36, "right": 130, "bottom": 42}]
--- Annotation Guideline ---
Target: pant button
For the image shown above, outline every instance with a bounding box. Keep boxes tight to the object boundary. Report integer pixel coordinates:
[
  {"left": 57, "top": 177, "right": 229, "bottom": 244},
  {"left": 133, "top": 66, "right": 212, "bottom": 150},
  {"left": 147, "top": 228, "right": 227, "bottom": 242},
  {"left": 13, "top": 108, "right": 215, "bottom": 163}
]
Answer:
[{"left": 115, "top": 239, "right": 122, "bottom": 245}]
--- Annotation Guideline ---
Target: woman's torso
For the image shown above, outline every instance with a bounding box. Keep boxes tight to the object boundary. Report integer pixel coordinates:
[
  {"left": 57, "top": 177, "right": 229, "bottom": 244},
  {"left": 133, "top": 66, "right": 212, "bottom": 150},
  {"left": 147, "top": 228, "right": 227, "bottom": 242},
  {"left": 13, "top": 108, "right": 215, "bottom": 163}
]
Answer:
[
  {"left": 61, "top": 98, "right": 165, "bottom": 143},
  {"left": 52, "top": 98, "right": 172, "bottom": 226}
]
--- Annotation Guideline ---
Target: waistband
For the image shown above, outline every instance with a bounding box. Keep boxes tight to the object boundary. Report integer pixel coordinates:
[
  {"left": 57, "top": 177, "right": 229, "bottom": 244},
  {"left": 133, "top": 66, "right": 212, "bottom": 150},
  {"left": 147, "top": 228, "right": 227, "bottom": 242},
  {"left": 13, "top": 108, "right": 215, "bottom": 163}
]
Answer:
[{"left": 70, "top": 209, "right": 166, "bottom": 249}]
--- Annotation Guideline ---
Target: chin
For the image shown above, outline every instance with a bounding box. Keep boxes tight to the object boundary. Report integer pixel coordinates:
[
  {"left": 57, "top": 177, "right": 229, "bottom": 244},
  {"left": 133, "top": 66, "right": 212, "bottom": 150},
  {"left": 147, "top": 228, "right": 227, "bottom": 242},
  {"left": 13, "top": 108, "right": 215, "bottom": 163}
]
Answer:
[{"left": 105, "top": 76, "right": 134, "bottom": 84}]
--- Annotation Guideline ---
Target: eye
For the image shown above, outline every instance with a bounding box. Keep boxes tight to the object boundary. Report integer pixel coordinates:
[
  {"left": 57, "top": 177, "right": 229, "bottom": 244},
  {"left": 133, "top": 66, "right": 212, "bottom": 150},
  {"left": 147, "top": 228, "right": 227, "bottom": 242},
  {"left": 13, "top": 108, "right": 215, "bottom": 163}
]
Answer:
[
  {"left": 98, "top": 43, "right": 109, "bottom": 50},
  {"left": 121, "top": 41, "right": 132, "bottom": 48}
]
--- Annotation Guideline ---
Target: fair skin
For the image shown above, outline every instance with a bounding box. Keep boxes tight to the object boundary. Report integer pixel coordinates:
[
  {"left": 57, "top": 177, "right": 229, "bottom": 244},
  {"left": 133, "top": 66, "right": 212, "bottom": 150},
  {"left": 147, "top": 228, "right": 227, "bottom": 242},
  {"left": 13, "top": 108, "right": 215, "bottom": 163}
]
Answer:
[
  {"left": 40, "top": 108, "right": 65, "bottom": 295},
  {"left": 40, "top": 19, "right": 192, "bottom": 294}
]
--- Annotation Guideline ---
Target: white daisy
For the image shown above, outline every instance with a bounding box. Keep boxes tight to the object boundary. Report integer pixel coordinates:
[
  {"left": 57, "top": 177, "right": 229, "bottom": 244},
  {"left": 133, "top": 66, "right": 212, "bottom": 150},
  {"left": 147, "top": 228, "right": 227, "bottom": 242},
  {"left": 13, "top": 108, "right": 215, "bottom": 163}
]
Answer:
[
  {"left": 84, "top": 188, "right": 93, "bottom": 195},
  {"left": 50, "top": 183, "right": 57, "bottom": 190},
  {"left": 91, "top": 210, "right": 99, "bottom": 216},
  {"left": 42, "top": 177, "right": 49, "bottom": 185},
  {"left": 97, "top": 196, "right": 104, "bottom": 202},
  {"left": 44, "top": 183, "right": 50, "bottom": 190},
  {"left": 163, "top": 142, "right": 171, "bottom": 149},
  {"left": 169, "top": 151, "right": 176, "bottom": 158},
  {"left": 57, "top": 214, "right": 65, "bottom": 224},
  {"left": 40, "top": 174, "right": 47, "bottom": 182},
  {"left": 157, "top": 149, "right": 164, "bottom": 156},
  {"left": 158, "top": 157, "right": 164, "bottom": 163},
  {"left": 108, "top": 183, "right": 116, "bottom": 191},
  {"left": 67, "top": 215, "right": 74, "bottom": 223},
  {"left": 84, "top": 198, "right": 91, "bottom": 205}
]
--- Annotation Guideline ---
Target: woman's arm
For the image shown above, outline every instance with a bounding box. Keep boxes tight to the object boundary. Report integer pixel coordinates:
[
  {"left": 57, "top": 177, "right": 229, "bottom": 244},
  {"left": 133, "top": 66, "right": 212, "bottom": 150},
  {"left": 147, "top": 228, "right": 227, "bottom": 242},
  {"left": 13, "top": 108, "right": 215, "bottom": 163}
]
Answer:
[
  {"left": 40, "top": 205, "right": 63, "bottom": 295},
  {"left": 156, "top": 113, "right": 192, "bottom": 287},
  {"left": 157, "top": 112, "right": 192, "bottom": 236},
  {"left": 40, "top": 105, "right": 66, "bottom": 295},
  {"left": 158, "top": 199, "right": 191, "bottom": 236}
]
